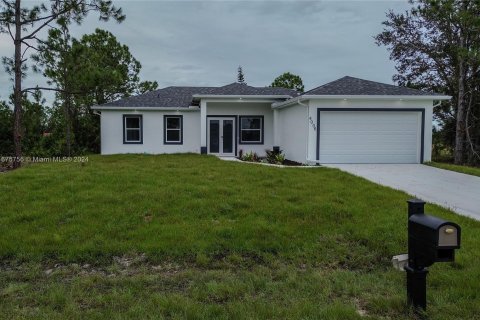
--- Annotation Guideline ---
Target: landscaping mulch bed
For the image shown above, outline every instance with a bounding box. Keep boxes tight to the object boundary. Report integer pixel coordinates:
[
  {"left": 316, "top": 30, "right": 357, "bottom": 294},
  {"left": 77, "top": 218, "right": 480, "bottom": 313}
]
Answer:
[
  {"left": 282, "top": 159, "right": 303, "bottom": 166},
  {"left": 236, "top": 157, "right": 305, "bottom": 166}
]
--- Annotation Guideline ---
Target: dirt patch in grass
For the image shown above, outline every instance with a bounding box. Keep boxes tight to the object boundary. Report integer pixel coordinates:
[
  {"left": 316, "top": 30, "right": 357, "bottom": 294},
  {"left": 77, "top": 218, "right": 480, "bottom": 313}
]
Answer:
[{"left": 353, "top": 298, "right": 368, "bottom": 317}]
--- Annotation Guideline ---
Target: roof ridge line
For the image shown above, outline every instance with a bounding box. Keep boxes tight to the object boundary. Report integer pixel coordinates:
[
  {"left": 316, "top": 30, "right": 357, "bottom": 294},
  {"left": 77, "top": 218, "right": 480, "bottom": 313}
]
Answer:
[{"left": 302, "top": 76, "right": 349, "bottom": 95}]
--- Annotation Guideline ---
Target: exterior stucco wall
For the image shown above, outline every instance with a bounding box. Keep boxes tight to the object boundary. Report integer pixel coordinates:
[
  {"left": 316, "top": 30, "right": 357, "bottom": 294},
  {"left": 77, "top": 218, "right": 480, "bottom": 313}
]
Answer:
[
  {"left": 98, "top": 98, "right": 435, "bottom": 163},
  {"left": 100, "top": 110, "right": 200, "bottom": 155},
  {"left": 306, "top": 99, "right": 434, "bottom": 162},
  {"left": 206, "top": 102, "right": 274, "bottom": 156},
  {"left": 276, "top": 104, "right": 308, "bottom": 163}
]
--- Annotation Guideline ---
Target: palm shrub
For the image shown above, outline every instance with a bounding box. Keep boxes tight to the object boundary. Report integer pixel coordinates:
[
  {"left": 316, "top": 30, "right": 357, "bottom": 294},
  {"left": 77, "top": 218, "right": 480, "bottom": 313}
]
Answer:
[
  {"left": 266, "top": 148, "right": 284, "bottom": 165},
  {"left": 274, "top": 153, "right": 285, "bottom": 164}
]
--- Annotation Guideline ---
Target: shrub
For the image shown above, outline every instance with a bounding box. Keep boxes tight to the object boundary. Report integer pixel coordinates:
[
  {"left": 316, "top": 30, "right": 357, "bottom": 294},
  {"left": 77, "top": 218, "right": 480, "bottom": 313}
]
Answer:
[
  {"left": 241, "top": 151, "right": 259, "bottom": 162},
  {"left": 266, "top": 148, "right": 285, "bottom": 165},
  {"left": 275, "top": 153, "right": 285, "bottom": 164}
]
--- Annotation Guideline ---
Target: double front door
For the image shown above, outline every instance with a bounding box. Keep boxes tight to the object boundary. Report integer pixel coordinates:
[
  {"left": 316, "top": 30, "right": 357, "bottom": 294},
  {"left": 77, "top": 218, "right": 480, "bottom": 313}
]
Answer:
[{"left": 207, "top": 117, "right": 235, "bottom": 156}]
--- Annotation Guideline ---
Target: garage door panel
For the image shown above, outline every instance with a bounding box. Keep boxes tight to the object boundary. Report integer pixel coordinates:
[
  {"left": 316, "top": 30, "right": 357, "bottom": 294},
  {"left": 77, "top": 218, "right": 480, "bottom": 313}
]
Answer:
[
  {"left": 320, "top": 140, "right": 418, "bottom": 149},
  {"left": 322, "top": 122, "right": 418, "bottom": 132},
  {"left": 320, "top": 135, "right": 418, "bottom": 146},
  {"left": 325, "top": 118, "right": 418, "bottom": 129},
  {"left": 319, "top": 111, "right": 421, "bottom": 164},
  {"left": 321, "top": 150, "right": 418, "bottom": 156},
  {"left": 322, "top": 154, "right": 417, "bottom": 163}
]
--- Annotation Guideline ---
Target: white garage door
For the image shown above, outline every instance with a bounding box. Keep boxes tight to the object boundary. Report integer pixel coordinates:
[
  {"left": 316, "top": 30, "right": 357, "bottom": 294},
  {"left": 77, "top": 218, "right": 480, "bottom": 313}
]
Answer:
[{"left": 318, "top": 110, "right": 422, "bottom": 164}]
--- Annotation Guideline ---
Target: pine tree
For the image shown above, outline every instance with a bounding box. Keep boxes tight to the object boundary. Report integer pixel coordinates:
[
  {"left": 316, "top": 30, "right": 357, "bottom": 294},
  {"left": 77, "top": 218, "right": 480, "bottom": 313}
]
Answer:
[{"left": 237, "top": 66, "right": 245, "bottom": 84}]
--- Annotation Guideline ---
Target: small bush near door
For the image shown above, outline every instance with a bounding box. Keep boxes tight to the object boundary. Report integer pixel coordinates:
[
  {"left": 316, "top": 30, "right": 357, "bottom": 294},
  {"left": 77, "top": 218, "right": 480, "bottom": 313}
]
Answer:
[
  {"left": 266, "top": 149, "right": 285, "bottom": 165},
  {"left": 238, "top": 149, "right": 289, "bottom": 165},
  {"left": 240, "top": 151, "right": 259, "bottom": 162}
]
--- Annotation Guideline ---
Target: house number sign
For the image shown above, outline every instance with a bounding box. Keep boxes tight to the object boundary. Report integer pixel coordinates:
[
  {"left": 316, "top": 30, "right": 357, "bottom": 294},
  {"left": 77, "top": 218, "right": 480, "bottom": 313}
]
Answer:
[{"left": 309, "top": 116, "right": 316, "bottom": 131}]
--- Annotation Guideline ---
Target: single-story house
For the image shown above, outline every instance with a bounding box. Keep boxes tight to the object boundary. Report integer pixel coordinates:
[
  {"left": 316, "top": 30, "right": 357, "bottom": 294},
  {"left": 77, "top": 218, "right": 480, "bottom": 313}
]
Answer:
[{"left": 91, "top": 76, "right": 451, "bottom": 164}]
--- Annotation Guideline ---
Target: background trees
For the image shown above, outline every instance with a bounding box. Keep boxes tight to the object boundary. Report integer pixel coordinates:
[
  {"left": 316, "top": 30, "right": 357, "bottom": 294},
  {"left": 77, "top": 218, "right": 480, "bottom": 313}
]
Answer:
[
  {"left": 0, "top": 101, "right": 14, "bottom": 156},
  {"left": 0, "top": 0, "right": 124, "bottom": 167},
  {"left": 0, "top": 27, "right": 158, "bottom": 158},
  {"left": 270, "top": 72, "right": 304, "bottom": 92},
  {"left": 375, "top": 0, "right": 480, "bottom": 165},
  {"left": 1, "top": 1, "right": 158, "bottom": 159},
  {"left": 30, "top": 28, "right": 158, "bottom": 155}
]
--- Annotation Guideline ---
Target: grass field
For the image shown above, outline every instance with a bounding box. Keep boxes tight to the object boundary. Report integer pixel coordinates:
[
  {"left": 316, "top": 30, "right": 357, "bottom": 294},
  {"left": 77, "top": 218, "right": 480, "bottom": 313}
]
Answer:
[
  {"left": 1, "top": 154, "right": 479, "bottom": 319},
  {"left": 426, "top": 162, "right": 480, "bottom": 177}
]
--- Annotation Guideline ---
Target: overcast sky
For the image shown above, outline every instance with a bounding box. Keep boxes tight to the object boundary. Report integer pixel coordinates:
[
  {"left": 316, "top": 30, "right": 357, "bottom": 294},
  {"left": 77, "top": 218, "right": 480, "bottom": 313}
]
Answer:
[{"left": 0, "top": 0, "right": 410, "bottom": 103}]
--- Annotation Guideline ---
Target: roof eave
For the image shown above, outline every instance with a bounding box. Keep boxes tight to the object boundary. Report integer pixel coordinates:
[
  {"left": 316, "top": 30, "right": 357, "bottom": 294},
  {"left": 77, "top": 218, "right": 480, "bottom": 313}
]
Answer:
[
  {"left": 271, "top": 94, "right": 452, "bottom": 109},
  {"left": 90, "top": 106, "right": 200, "bottom": 111},
  {"left": 192, "top": 94, "right": 292, "bottom": 99},
  {"left": 301, "top": 94, "right": 452, "bottom": 100}
]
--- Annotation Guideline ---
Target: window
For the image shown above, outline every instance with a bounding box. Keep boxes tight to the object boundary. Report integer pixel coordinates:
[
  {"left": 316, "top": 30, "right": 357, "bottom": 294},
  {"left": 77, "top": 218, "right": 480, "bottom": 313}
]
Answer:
[
  {"left": 239, "top": 116, "right": 263, "bottom": 144},
  {"left": 164, "top": 115, "right": 183, "bottom": 144},
  {"left": 123, "top": 115, "right": 142, "bottom": 144}
]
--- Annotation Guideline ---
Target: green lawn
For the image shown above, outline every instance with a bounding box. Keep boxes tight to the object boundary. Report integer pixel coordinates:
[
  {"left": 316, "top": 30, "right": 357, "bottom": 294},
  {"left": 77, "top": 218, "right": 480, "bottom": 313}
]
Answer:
[
  {"left": 1, "top": 154, "right": 479, "bottom": 319},
  {"left": 426, "top": 162, "right": 480, "bottom": 177}
]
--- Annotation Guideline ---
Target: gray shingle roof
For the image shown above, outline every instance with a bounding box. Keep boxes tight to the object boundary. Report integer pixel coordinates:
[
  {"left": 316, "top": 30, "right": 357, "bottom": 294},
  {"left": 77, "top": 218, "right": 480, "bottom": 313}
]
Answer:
[
  {"left": 304, "top": 76, "right": 444, "bottom": 96},
  {"left": 100, "top": 83, "right": 299, "bottom": 108},
  {"left": 206, "top": 83, "right": 299, "bottom": 96}
]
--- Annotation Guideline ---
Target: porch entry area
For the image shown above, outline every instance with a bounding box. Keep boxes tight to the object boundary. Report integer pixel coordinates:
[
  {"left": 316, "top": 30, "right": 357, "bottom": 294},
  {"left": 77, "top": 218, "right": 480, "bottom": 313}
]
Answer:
[{"left": 207, "top": 116, "right": 236, "bottom": 156}]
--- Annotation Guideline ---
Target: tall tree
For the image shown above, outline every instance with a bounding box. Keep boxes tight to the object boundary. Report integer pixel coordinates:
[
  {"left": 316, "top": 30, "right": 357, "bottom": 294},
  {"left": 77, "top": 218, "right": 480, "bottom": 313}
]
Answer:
[
  {"left": 33, "top": 26, "right": 76, "bottom": 156},
  {"left": 237, "top": 65, "right": 245, "bottom": 84},
  {"left": 34, "top": 28, "right": 158, "bottom": 154},
  {"left": 270, "top": 72, "right": 304, "bottom": 92},
  {"left": 22, "top": 90, "right": 48, "bottom": 155},
  {"left": 71, "top": 29, "right": 158, "bottom": 153},
  {"left": 0, "top": 0, "right": 124, "bottom": 167},
  {"left": 375, "top": 0, "right": 480, "bottom": 165},
  {"left": 71, "top": 29, "right": 157, "bottom": 104},
  {"left": 136, "top": 80, "right": 159, "bottom": 95}
]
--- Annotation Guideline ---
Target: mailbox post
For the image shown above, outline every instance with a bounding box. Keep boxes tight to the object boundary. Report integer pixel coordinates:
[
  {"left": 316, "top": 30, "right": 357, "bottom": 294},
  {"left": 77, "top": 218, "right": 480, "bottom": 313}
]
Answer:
[
  {"left": 406, "top": 199, "right": 428, "bottom": 310},
  {"left": 405, "top": 199, "right": 461, "bottom": 312}
]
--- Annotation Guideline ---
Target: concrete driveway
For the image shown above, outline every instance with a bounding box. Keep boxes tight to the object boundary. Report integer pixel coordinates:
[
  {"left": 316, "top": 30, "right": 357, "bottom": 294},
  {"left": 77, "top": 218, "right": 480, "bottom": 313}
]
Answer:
[{"left": 324, "top": 164, "right": 480, "bottom": 220}]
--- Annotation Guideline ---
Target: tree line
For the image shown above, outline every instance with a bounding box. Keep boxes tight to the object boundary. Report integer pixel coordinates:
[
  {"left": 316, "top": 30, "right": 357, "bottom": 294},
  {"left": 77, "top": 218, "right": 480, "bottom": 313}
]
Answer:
[
  {"left": 0, "top": 27, "right": 157, "bottom": 158},
  {"left": 0, "top": 0, "right": 157, "bottom": 164}
]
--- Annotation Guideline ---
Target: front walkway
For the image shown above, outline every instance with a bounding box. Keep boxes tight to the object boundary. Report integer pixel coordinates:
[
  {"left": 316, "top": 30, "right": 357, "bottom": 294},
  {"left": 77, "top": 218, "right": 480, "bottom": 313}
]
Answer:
[{"left": 324, "top": 164, "right": 480, "bottom": 220}]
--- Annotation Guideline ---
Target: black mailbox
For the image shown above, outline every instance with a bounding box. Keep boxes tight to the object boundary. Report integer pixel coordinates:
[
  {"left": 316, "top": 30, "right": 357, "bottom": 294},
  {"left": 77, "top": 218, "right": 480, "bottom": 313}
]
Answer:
[
  {"left": 405, "top": 199, "right": 462, "bottom": 312},
  {"left": 408, "top": 214, "right": 461, "bottom": 268}
]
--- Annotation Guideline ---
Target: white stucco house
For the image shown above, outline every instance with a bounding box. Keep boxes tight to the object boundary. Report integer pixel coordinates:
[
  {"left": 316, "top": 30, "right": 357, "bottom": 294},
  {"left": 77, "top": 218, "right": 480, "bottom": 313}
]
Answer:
[{"left": 91, "top": 76, "right": 451, "bottom": 164}]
